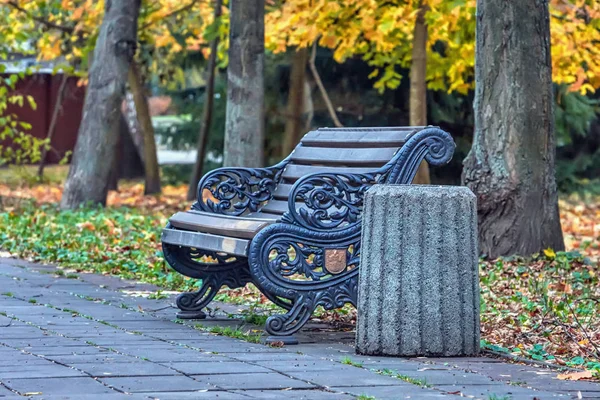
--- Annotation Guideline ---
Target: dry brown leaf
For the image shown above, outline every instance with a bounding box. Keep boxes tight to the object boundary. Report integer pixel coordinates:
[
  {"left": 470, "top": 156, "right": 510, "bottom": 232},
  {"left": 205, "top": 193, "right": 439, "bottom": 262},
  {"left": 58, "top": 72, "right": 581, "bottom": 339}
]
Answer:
[{"left": 557, "top": 370, "right": 593, "bottom": 381}]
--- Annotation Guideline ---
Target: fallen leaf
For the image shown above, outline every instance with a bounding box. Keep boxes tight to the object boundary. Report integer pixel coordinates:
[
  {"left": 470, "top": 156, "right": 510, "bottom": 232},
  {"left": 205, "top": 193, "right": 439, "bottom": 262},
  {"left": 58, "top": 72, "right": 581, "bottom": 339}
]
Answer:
[{"left": 557, "top": 370, "right": 593, "bottom": 381}]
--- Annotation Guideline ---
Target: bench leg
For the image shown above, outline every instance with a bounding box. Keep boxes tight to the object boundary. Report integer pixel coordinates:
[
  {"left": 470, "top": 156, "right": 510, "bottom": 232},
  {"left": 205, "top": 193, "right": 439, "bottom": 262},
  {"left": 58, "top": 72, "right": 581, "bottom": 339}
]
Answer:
[
  {"left": 163, "top": 242, "right": 253, "bottom": 319},
  {"left": 175, "top": 266, "right": 253, "bottom": 319},
  {"left": 175, "top": 278, "right": 220, "bottom": 319},
  {"left": 265, "top": 294, "right": 314, "bottom": 338}
]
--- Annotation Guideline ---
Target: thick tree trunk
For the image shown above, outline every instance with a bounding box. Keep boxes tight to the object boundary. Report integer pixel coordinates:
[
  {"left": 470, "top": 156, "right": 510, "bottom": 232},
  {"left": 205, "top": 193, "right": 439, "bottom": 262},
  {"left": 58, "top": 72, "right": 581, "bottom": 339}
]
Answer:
[
  {"left": 128, "top": 62, "right": 161, "bottom": 195},
  {"left": 38, "top": 73, "right": 69, "bottom": 178},
  {"left": 410, "top": 1, "right": 430, "bottom": 184},
  {"left": 462, "top": 0, "right": 564, "bottom": 258},
  {"left": 187, "top": 0, "right": 223, "bottom": 201},
  {"left": 282, "top": 47, "right": 309, "bottom": 156},
  {"left": 223, "top": 0, "right": 265, "bottom": 167},
  {"left": 60, "top": 0, "right": 140, "bottom": 209}
]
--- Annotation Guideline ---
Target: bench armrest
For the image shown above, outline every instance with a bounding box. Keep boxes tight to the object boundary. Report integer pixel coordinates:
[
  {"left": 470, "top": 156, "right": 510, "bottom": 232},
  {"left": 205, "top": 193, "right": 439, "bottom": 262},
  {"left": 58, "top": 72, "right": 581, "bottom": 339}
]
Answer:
[
  {"left": 283, "top": 171, "right": 381, "bottom": 231},
  {"left": 193, "top": 161, "right": 288, "bottom": 216}
]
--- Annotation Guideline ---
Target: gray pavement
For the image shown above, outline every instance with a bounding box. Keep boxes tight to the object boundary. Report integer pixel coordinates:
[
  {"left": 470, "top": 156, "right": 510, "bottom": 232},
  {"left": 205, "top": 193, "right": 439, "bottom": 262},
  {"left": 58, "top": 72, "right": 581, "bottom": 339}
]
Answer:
[{"left": 0, "top": 259, "right": 598, "bottom": 400}]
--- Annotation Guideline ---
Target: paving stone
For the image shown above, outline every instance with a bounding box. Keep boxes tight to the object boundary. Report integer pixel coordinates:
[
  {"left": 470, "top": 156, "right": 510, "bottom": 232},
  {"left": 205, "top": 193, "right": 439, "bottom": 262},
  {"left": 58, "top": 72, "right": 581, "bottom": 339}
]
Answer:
[
  {"left": 330, "top": 385, "right": 452, "bottom": 399},
  {"left": 435, "top": 384, "right": 569, "bottom": 399},
  {"left": 229, "top": 352, "right": 317, "bottom": 362},
  {"left": 192, "top": 372, "right": 316, "bottom": 390},
  {"left": 414, "top": 356, "right": 503, "bottom": 364},
  {"left": 100, "top": 375, "right": 211, "bottom": 393},
  {"left": 232, "top": 389, "right": 355, "bottom": 399},
  {"left": 144, "top": 391, "right": 251, "bottom": 399},
  {"left": 21, "top": 346, "right": 111, "bottom": 357},
  {"left": 165, "top": 361, "right": 270, "bottom": 375},
  {"left": 70, "top": 362, "right": 180, "bottom": 377},
  {"left": 0, "top": 355, "right": 54, "bottom": 367},
  {"left": 2, "top": 377, "right": 116, "bottom": 395},
  {"left": 27, "top": 395, "right": 149, "bottom": 400},
  {"left": 289, "top": 368, "right": 412, "bottom": 388},
  {"left": 512, "top": 375, "right": 600, "bottom": 393},
  {"left": 0, "top": 364, "right": 86, "bottom": 379},
  {"left": 47, "top": 353, "right": 139, "bottom": 364},
  {"left": 370, "top": 369, "right": 503, "bottom": 386},
  {"left": 0, "top": 386, "right": 15, "bottom": 397},
  {"left": 143, "top": 351, "right": 232, "bottom": 363},
  {"left": 252, "top": 360, "right": 357, "bottom": 373}
]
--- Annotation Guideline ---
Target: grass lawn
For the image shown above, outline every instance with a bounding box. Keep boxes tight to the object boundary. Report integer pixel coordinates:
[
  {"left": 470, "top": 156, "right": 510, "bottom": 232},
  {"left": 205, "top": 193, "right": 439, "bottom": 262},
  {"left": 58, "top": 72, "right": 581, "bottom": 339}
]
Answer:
[{"left": 0, "top": 175, "right": 598, "bottom": 376}]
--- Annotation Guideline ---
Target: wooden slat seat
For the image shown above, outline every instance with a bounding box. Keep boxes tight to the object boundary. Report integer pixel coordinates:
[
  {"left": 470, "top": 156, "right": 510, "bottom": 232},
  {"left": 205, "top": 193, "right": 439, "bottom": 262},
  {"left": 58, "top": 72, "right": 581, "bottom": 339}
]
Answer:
[{"left": 169, "top": 211, "right": 277, "bottom": 240}]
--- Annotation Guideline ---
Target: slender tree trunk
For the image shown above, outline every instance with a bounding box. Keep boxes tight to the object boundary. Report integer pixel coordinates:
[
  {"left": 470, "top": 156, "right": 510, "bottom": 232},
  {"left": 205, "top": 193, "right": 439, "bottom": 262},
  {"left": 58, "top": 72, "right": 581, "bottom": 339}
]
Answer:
[
  {"left": 187, "top": 0, "right": 223, "bottom": 201},
  {"left": 223, "top": 0, "right": 265, "bottom": 167},
  {"left": 462, "top": 0, "right": 564, "bottom": 258},
  {"left": 128, "top": 62, "right": 161, "bottom": 195},
  {"left": 38, "top": 73, "right": 69, "bottom": 178},
  {"left": 123, "top": 91, "right": 145, "bottom": 161},
  {"left": 107, "top": 119, "right": 123, "bottom": 192},
  {"left": 282, "top": 47, "right": 309, "bottom": 156},
  {"left": 410, "top": 1, "right": 430, "bottom": 184},
  {"left": 61, "top": 0, "right": 140, "bottom": 209},
  {"left": 309, "top": 41, "right": 343, "bottom": 128}
]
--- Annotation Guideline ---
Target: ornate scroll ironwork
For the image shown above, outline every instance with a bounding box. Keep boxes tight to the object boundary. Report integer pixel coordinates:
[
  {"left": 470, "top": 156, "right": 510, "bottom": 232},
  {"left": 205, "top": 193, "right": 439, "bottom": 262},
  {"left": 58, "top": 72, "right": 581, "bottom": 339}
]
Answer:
[
  {"left": 283, "top": 173, "right": 380, "bottom": 231},
  {"left": 192, "top": 160, "right": 289, "bottom": 216},
  {"left": 284, "top": 127, "right": 455, "bottom": 232},
  {"left": 248, "top": 223, "right": 361, "bottom": 336}
]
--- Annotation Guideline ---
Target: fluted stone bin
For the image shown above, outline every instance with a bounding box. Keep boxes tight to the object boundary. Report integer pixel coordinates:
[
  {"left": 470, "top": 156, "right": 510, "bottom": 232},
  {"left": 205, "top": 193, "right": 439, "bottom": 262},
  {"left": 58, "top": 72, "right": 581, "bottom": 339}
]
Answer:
[{"left": 356, "top": 185, "right": 480, "bottom": 357}]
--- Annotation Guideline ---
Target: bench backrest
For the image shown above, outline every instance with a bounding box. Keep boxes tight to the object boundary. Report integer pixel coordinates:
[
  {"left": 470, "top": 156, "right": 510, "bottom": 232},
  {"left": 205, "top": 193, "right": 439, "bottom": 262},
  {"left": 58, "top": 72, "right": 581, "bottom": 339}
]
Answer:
[{"left": 259, "top": 126, "right": 426, "bottom": 217}]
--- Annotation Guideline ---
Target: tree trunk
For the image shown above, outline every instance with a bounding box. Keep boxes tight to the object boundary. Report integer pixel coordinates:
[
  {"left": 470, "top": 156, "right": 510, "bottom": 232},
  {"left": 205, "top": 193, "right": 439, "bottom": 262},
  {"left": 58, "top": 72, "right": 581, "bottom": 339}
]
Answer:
[
  {"left": 60, "top": 0, "right": 140, "bottom": 209},
  {"left": 123, "top": 91, "right": 145, "bottom": 161},
  {"left": 410, "top": 1, "right": 430, "bottom": 184},
  {"left": 128, "top": 62, "right": 161, "bottom": 195},
  {"left": 282, "top": 47, "right": 309, "bottom": 156},
  {"left": 309, "top": 41, "right": 343, "bottom": 128},
  {"left": 462, "top": 0, "right": 564, "bottom": 258},
  {"left": 223, "top": 0, "right": 265, "bottom": 167},
  {"left": 38, "top": 73, "right": 69, "bottom": 179},
  {"left": 187, "top": 0, "right": 223, "bottom": 201}
]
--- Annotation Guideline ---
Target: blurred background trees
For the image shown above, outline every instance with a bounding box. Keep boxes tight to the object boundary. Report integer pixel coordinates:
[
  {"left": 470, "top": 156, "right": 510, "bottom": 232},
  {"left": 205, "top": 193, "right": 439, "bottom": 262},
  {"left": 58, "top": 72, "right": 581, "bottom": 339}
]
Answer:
[{"left": 1, "top": 0, "right": 600, "bottom": 255}]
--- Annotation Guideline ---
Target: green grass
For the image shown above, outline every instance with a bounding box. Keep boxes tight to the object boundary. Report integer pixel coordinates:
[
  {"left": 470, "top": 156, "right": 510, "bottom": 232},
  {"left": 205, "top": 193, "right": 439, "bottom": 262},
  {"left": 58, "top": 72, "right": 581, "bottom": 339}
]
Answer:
[
  {"left": 357, "top": 395, "right": 376, "bottom": 400},
  {"left": 0, "top": 201, "right": 188, "bottom": 291},
  {"left": 376, "top": 369, "right": 431, "bottom": 388},
  {"left": 194, "top": 323, "right": 262, "bottom": 344},
  {"left": 1, "top": 292, "right": 14, "bottom": 297},
  {"left": 0, "top": 165, "right": 69, "bottom": 187},
  {"left": 340, "top": 356, "right": 364, "bottom": 368},
  {"left": 28, "top": 298, "right": 36, "bottom": 304}
]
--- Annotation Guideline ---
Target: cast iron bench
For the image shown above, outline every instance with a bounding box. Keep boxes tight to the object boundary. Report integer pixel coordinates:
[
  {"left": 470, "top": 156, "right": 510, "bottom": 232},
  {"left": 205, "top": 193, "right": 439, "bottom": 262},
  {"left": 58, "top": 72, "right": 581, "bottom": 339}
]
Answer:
[{"left": 161, "top": 126, "right": 455, "bottom": 339}]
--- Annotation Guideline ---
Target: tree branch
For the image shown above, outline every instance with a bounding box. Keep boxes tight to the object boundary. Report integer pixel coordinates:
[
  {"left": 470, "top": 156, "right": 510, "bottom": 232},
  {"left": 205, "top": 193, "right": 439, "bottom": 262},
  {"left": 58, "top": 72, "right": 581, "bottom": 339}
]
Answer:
[
  {"left": 308, "top": 40, "right": 343, "bottom": 128},
  {"left": 6, "top": 1, "right": 75, "bottom": 33},
  {"left": 140, "top": 0, "right": 199, "bottom": 30}
]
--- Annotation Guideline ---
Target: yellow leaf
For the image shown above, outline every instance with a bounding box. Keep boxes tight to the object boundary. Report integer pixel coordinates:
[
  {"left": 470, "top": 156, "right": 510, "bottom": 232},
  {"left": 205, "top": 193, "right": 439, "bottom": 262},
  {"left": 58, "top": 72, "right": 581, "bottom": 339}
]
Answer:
[{"left": 543, "top": 248, "right": 556, "bottom": 259}]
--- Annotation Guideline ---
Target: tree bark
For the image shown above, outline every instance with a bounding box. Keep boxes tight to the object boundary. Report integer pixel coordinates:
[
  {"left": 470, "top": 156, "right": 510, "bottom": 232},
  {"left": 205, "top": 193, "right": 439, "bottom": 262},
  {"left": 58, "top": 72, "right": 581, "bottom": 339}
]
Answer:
[
  {"left": 187, "top": 0, "right": 223, "bottom": 201},
  {"left": 128, "top": 62, "right": 161, "bottom": 195},
  {"left": 223, "top": 0, "right": 265, "bottom": 167},
  {"left": 60, "top": 0, "right": 140, "bottom": 209},
  {"left": 282, "top": 47, "right": 309, "bottom": 156},
  {"left": 410, "top": 1, "right": 430, "bottom": 184},
  {"left": 38, "top": 73, "right": 69, "bottom": 178},
  {"left": 462, "top": 0, "right": 564, "bottom": 258},
  {"left": 309, "top": 41, "right": 343, "bottom": 128}
]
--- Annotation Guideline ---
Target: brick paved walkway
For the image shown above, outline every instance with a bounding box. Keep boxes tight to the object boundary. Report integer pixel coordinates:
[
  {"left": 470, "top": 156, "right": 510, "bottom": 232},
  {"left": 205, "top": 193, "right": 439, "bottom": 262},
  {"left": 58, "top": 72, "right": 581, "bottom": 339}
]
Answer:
[{"left": 0, "top": 259, "right": 598, "bottom": 400}]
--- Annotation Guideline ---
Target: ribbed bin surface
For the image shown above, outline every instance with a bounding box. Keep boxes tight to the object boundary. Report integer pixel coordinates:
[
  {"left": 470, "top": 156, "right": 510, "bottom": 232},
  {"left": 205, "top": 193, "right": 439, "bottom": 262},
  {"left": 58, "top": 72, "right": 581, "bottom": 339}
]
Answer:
[{"left": 356, "top": 185, "right": 480, "bottom": 357}]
